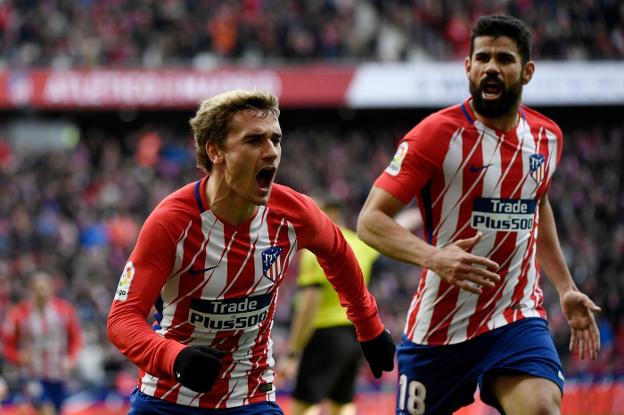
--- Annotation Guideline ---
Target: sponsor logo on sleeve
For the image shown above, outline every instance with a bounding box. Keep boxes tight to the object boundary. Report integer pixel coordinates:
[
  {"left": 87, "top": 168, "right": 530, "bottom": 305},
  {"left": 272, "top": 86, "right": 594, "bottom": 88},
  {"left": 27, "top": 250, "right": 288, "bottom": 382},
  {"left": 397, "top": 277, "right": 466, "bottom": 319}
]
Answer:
[
  {"left": 114, "top": 261, "right": 135, "bottom": 301},
  {"left": 188, "top": 293, "right": 272, "bottom": 331},
  {"left": 471, "top": 198, "right": 536, "bottom": 232},
  {"left": 385, "top": 142, "right": 408, "bottom": 176}
]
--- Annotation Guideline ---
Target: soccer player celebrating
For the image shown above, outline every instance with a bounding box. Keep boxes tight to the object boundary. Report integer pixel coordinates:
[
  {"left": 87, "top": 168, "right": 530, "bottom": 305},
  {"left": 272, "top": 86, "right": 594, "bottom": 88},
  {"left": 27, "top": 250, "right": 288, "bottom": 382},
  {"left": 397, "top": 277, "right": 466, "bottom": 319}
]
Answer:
[
  {"left": 107, "top": 89, "right": 395, "bottom": 415},
  {"left": 357, "top": 15, "right": 601, "bottom": 415}
]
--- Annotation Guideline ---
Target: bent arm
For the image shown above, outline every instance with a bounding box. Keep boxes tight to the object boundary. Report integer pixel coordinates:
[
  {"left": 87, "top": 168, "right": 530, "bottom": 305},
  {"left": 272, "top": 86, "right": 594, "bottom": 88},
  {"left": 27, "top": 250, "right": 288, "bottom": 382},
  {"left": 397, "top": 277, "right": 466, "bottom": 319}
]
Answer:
[
  {"left": 2, "top": 310, "right": 21, "bottom": 364},
  {"left": 357, "top": 187, "right": 436, "bottom": 269},
  {"left": 106, "top": 218, "right": 186, "bottom": 379},
  {"left": 107, "top": 297, "right": 186, "bottom": 379},
  {"left": 302, "top": 200, "right": 384, "bottom": 342}
]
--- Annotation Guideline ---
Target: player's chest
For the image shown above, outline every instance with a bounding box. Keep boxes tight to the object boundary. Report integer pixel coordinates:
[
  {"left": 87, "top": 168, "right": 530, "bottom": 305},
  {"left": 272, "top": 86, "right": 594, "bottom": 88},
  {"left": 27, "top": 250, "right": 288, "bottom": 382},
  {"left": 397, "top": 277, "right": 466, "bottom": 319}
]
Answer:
[
  {"left": 439, "top": 126, "right": 555, "bottom": 197},
  {"left": 176, "top": 212, "right": 296, "bottom": 298}
]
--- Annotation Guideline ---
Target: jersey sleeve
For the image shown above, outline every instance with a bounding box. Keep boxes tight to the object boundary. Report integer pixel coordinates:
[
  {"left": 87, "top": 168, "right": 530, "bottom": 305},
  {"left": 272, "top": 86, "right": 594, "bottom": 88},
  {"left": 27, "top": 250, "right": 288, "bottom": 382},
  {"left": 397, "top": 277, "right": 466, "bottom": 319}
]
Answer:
[
  {"left": 106, "top": 207, "right": 186, "bottom": 379},
  {"left": 296, "top": 195, "right": 384, "bottom": 342},
  {"left": 374, "top": 117, "right": 448, "bottom": 205},
  {"left": 62, "top": 301, "right": 83, "bottom": 362},
  {"left": 2, "top": 306, "right": 22, "bottom": 364}
]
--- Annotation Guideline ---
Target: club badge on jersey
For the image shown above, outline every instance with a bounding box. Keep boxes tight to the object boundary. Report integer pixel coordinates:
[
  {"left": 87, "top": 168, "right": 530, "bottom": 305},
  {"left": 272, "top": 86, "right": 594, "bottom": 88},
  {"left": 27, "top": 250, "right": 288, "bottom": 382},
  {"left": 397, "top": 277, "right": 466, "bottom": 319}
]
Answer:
[
  {"left": 529, "top": 153, "right": 546, "bottom": 184},
  {"left": 262, "top": 246, "right": 283, "bottom": 282}
]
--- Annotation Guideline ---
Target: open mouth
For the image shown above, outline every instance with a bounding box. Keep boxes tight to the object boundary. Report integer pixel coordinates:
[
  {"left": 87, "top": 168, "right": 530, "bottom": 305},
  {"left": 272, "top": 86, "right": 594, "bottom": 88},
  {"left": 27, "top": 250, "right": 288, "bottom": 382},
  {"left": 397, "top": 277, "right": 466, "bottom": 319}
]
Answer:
[
  {"left": 256, "top": 167, "right": 276, "bottom": 191},
  {"left": 481, "top": 80, "right": 503, "bottom": 99}
]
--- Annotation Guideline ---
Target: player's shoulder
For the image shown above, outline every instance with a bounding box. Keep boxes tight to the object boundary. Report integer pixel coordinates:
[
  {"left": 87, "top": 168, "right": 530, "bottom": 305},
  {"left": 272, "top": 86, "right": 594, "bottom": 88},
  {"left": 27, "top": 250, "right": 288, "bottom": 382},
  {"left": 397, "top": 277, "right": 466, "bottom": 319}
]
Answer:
[
  {"left": 148, "top": 180, "right": 200, "bottom": 222},
  {"left": 268, "top": 183, "right": 316, "bottom": 213},
  {"left": 521, "top": 105, "right": 563, "bottom": 137},
  {"left": 405, "top": 102, "right": 470, "bottom": 140},
  {"left": 268, "top": 184, "right": 322, "bottom": 232}
]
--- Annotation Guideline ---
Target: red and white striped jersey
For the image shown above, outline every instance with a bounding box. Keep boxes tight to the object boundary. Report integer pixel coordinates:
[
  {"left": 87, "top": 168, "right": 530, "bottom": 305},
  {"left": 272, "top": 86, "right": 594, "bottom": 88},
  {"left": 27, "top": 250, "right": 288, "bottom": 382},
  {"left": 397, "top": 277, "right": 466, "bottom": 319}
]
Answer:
[
  {"left": 375, "top": 99, "right": 563, "bottom": 346},
  {"left": 107, "top": 178, "right": 383, "bottom": 409},
  {"left": 3, "top": 298, "right": 82, "bottom": 380}
]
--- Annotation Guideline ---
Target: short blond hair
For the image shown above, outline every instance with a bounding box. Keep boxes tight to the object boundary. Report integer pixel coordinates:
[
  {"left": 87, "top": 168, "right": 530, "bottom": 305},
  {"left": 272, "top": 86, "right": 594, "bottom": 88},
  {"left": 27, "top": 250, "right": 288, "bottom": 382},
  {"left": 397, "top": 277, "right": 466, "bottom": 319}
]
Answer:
[{"left": 189, "top": 89, "right": 280, "bottom": 173}]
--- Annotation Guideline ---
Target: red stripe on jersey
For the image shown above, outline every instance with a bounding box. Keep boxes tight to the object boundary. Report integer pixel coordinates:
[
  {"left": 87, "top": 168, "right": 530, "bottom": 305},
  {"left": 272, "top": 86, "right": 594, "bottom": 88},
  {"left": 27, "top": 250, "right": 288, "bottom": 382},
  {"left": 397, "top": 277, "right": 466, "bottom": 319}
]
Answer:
[
  {"left": 498, "top": 131, "right": 528, "bottom": 324},
  {"left": 246, "top": 305, "right": 277, "bottom": 403},
  {"left": 221, "top": 224, "right": 256, "bottom": 299},
  {"left": 426, "top": 130, "right": 487, "bottom": 343},
  {"left": 466, "top": 129, "right": 521, "bottom": 335},
  {"left": 405, "top": 274, "right": 428, "bottom": 339}
]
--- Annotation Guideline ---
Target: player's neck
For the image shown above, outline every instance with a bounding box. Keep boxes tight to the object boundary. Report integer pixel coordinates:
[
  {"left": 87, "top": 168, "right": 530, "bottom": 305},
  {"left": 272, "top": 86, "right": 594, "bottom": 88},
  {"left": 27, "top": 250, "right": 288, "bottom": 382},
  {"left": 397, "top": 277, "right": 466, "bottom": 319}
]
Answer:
[
  {"left": 205, "top": 174, "right": 257, "bottom": 226},
  {"left": 469, "top": 100, "right": 521, "bottom": 132}
]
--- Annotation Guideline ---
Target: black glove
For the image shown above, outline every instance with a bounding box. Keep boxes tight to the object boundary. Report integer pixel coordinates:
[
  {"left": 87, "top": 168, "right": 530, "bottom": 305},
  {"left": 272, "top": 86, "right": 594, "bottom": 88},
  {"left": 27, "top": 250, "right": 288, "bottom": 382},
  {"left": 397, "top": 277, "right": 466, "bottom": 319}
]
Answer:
[
  {"left": 360, "top": 329, "right": 395, "bottom": 378},
  {"left": 173, "top": 345, "right": 225, "bottom": 392}
]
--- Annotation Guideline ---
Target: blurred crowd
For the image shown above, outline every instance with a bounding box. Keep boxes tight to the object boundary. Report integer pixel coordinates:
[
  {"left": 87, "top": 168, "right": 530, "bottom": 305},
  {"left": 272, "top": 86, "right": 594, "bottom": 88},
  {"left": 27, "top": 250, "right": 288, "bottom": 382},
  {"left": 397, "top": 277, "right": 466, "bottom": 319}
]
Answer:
[
  {"left": 0, "top": 109, "right": 622, "bottom": 398},
  {"left": 1, "top": 0, "right": 623, "bottom": 68}
]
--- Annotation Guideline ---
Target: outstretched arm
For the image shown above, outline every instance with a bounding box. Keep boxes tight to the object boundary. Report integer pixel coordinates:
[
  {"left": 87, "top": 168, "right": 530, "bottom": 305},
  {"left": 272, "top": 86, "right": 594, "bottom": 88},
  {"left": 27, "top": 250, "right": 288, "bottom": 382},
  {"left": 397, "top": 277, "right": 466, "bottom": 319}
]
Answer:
[
  {"left": 537, "top": 195, "right": 601, "bottom": 359},
  {"left": 357, "top": 187, "right": 500, "bottom": 294}
]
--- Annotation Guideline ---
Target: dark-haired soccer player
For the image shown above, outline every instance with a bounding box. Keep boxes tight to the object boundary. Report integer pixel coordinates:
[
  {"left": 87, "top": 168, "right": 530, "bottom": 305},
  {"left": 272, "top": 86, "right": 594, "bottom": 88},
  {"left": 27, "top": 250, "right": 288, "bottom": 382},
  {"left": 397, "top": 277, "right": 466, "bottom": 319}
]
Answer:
[
  {"left": 358, "top": 15, "right": 600, "bottom": 415},
  {"left": 107, "top": 89, "right": 395, "bottom": 415}
]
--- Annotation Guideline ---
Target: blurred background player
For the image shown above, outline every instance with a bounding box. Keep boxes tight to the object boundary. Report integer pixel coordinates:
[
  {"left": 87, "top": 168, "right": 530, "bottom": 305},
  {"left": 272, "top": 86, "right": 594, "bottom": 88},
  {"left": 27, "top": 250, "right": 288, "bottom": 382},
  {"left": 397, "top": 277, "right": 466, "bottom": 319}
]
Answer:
[
  {"left": 278, "top": 196, "right": 380, "bottom": 415},
  {"left": 2, "top": 271, "right": 83, "bottom": 415},
  {"left": 358, "top": 14, "right": 601, "bottom": 415}
]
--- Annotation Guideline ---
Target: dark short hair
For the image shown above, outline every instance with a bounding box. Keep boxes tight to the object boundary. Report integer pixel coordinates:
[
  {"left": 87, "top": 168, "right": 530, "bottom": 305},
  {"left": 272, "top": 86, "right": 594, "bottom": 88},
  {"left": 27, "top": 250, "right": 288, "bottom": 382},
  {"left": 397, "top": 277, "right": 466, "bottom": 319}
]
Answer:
[{"left": 470, "top": 14, "right": 532, "bottom": 64}]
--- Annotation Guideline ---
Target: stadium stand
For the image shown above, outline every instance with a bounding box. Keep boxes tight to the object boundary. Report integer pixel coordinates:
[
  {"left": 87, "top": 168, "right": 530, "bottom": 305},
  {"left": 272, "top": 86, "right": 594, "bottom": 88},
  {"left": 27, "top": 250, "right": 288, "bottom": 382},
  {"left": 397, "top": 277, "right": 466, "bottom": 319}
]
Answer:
[{"left": 0, "top": 0, "right": 623, "bottom": 67}]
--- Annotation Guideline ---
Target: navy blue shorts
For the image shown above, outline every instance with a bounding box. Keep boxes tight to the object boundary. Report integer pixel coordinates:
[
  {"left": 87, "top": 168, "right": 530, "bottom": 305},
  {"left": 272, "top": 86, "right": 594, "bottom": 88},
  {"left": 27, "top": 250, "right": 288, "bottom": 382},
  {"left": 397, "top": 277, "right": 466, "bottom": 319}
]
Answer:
[
  {"left": 396, "top": 317, "right": 564, "bottom": 415},
  {"left": 25, "top": 379, "right": 65, "bottom": 412},
  {"left": 129, "top": 389, "right": 284, "bottom": 415}
]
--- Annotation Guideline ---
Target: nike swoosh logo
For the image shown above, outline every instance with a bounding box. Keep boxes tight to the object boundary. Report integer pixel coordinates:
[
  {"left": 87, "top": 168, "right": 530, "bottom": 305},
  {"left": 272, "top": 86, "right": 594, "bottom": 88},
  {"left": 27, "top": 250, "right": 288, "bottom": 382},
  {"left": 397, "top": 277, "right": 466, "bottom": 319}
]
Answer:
[
  {"left": 189, "top": 265, "right": 219, "bottom": 275},
  {"left": 469, "top": 163, "right": 493, "bottom": 173}
]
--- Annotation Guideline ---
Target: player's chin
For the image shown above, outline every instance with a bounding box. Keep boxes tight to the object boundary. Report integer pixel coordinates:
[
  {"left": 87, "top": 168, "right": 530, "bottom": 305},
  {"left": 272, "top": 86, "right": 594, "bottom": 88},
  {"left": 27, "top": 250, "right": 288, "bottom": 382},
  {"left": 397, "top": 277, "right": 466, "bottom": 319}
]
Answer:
[{"left": 252, "top": 188, "right": 272, "bottom": 205}]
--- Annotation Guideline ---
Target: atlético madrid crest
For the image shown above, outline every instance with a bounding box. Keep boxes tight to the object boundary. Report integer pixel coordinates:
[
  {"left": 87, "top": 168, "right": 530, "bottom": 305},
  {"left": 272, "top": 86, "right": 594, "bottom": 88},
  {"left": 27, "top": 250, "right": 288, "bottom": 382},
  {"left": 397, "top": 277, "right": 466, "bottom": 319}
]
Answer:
[
  {"left": 261, "top": 246, "right": 283, "bottom": 282},
  {"left": 529, "top": 154, "right": 546, "bottom": 184}
]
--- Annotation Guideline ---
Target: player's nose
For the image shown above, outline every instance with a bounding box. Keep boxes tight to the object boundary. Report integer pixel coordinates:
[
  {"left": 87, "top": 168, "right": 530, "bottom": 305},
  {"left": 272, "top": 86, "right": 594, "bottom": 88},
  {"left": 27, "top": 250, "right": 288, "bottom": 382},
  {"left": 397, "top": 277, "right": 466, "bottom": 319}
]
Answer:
[{"left": 262, "top": 138, "right": 279, "bottom": 159}]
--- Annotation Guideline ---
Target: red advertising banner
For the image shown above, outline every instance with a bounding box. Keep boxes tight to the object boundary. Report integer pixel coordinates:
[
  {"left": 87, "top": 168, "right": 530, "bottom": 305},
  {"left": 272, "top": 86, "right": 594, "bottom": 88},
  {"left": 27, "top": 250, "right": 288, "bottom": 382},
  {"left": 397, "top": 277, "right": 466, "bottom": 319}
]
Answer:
[{"left": 0, "top": 67, "right": 355, "bottom": 110}]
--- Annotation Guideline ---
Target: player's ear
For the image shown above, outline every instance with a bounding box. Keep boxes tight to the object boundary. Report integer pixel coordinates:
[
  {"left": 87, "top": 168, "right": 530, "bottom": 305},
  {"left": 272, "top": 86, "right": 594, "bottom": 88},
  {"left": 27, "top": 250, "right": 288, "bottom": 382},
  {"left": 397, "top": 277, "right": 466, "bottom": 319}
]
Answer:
[
  {"left": 521, "top": 61, "right": 535, "bottom": 85},
  {"left": 464, "top": 56, "right": 472, "bottom": 80},
  {"left": 206, "top": 142, "right": 224, "bottom": 165}
]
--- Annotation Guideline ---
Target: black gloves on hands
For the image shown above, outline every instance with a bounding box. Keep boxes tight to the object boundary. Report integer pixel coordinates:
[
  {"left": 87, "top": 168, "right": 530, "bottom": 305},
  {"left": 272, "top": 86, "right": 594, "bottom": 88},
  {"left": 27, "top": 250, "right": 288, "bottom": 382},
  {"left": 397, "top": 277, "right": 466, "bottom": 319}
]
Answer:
[
  {"left": 360, "top": 329, "right": 396, "bottom": 378},
  {"left": 174, "top": 345, "right": 225, "bottom": 392}
]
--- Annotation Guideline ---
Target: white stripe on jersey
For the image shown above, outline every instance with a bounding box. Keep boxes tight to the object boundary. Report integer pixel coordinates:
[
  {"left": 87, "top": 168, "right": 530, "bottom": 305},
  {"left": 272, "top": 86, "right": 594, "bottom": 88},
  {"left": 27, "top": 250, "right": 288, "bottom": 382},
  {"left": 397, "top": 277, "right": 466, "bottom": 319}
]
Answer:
[
  {"left": 445, "top": 124, "right": 502, "bottom": 343},
  {"left": 411, "top": 128, "right": 466, "bottom": 343},
  {"left": 486, "top": 119, "right": 541, "bottom": 330},
  {"left": 140, "top": 373, "right": 159, "bottom": 396}
]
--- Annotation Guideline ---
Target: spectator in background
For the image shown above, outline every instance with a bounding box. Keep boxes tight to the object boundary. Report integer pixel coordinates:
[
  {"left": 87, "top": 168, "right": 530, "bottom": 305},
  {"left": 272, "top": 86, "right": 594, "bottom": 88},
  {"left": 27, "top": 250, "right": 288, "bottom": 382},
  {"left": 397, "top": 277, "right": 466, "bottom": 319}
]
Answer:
[
  {"left": 3, "top": 271, "right": 83, "bottom": 415},
  {"left": 278, "top": 196, "right": 380, "bottom": 415}
]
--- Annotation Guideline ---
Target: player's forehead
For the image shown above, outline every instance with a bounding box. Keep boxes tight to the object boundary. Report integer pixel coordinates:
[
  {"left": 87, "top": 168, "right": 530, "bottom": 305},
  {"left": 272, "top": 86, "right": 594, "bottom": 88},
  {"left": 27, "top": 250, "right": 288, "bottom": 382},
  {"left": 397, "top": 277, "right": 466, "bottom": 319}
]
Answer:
[
  {"left": 472, "top": 35, "right": 521, "bottom": 57},
  {"left": 229, "top": 109, "right": 281, "bottom": 136}
]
